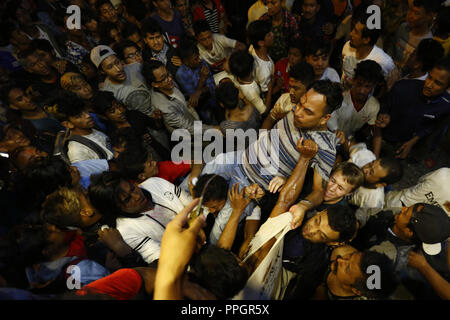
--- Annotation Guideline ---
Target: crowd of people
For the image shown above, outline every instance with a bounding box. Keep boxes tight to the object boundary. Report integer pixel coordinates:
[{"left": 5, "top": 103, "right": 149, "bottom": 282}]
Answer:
[{"left": 0, "top": 0, "right": 449, "bottom": 301}]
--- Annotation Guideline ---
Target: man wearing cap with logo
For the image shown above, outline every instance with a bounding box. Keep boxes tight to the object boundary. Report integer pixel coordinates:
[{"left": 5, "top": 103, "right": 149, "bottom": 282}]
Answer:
[
  {"left": 90, "top": 45, "right": 156, "bottom": 118},
  {"left": 352, "top": 203, "right": 450, "bottom": 299}
]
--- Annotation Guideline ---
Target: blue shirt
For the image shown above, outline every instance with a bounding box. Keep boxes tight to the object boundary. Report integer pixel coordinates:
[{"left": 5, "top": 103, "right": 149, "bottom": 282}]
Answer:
[
  {"left": 72, "top": 159, "right": 109, "bottom": 189},
  {"left": 175, "top": 60, "right": 216, "bottom": 98},
  {"left": 381, "top": 80, "right": 450, "bottom": 142}
]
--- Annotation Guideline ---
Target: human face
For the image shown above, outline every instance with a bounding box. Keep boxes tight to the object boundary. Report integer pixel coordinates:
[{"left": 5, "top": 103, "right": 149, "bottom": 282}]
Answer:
[
  {"left": 81, "top": 61, "right": 97, "bottom": 79},
  {"left": 14, "top": 146, "right": 48, "bottom": 170},
  {"left": 203, "top": 199, "right": 227, "bottom": 216},
  {"left": 197, "top": 31, "right": 213, "bottom": 51},
  {"left": 8, "top": 88, "right": 38, "bottom": 111},
  {"left": 99, "top": 3, "right": 118, "bottom": 23},
  {"left": 0, "top": 128, "right": 30, "bottom": 152},
  {"left": 267, "top": 0, "right": 282, "bottom": 17},
  {"left": 127, "top": 32, "right": 144, "bottom": 49},
  {"left": 174, "top": 0, "right": 188, "bottom": 16},
  {"left": 153, "top": 0, "right": 171, "bottom": 11},
  {"left": 305, "top": 53, "right": 329, "bottom": 79},
  {"left": 423, "top": 67, "right": 449, "bottom": 98},
  {"left": 101, "top": 55, "right": 126, "bottom": 82},
  {"left": 406, "top": 4, "right": 432, "bottom": 29},
  {"left": 84, "top": 19, "right": 98, "bottom": 33},
  {"left": 293, "top": 89, "right": 328, "bottom": 129},
  {"left": 263, "top": 31, "right": 274, "bottom": 48},
  {"left": 152, "top": 66, "right": 174, "bottom": 90},
  {"left": 106, "top": 100, "right": 127, "bottom": 123},
  {"left": 302, "top": 210, "right": 341, "bottom": 243},
  {"left": 287, "top": 48, "right": 302, "bottom": 68},
  {"left": 141, "top": 157, "right": 159, "bottom": 180},
  {"left": 349, "top": 22, "right": 366, "bottom": 49},
  {"left": 184, "top": 52, "right": 201, "bottom": 69},
  {"left": 362, "top": 159, "right": 388, "bottom": 186},
  {"left": 324, "top": 170, "right": 355, "bottom": 202},
  {"left": 330, "top": 251, "right": 364, "bottom": 288},
  {"left": 24, "top": 52, "right": 52, "bottom": 76},
  {"left": 35, "top": 49, "right": 53, "bottom": 64},
  {"left": 393, "top": 204, "right": 423, "bottom": 240},
  {"left": 118, "top": 180, "right": 150, "bottom": 214},
  {"left": 123, "top": 46, "right": 143, "bottom": 65},
  {"left": 109, "top": 28, "right": 122, "bottom": 43},
  {"left": 69, "top": 111, "right": 95, "bottom": 130},
  {"left": 70, "top": 79, "right": 94, "bottom": 100},
  {"left": 144, "top": 32, "right": 164, "bottom": 53},
  {"left": 351, "top": 77, "right": 376, "bottom": 105},
  {"left": 302, "top": 0, "right": 320, "bottom": 21},
  {"left": 288, "top": 78, "right": 306, "bottom": 104}
]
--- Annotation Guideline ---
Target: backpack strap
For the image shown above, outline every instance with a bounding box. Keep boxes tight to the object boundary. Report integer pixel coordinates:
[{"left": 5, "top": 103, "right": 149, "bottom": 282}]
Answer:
[{"left": 67, "top": 135, "right": 108, "bottom": 160}]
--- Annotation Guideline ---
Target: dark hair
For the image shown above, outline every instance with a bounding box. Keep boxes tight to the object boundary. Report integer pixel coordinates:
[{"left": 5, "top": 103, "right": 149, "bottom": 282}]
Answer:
[
  {"left": 177, "top": 39, "right": 199, "bottom": 61},
  {"left": 434, "top": 56, "right": 450, "bottom": 74},
  {"left": 352, "top": 5, "right": 381, "bottom": 46},
  {"left": 193, "top": 19, "right": 211, "bottom": 36},
  {"left": 307, "top": 80, "right": 343, "bottom": 115},
  {"left": 113, "top": 39, "right": 140, "bottom": 60},
  {"left": 30, "top": 39, "right": 54, "bottom": 55},
  {"left": 116, "top": 145, "right": 151, "bottom": 180},
  {"left": 287, "top": 38, "right": 304, "bottom": 53},
  {"left": 327, "top": 205, "right": 357, "bottom": 242},
  {"left": 192, "top": 174, "right": 228, "bottom": 202},
  {"left": 415, "top": 39, "right": 444, "bottom": 73},
  {"left": 19, "top": 156, "right": 73, "bottom": 206},
  {"left": 9, "top": 225, "right": 47, "bottom": 267},
  {"left": 123, "top": 0, "right": 148, "bottom": 22},
  {"left": 354, "top": 60, "right": 383, "bottom": 84},
  {"left": 88, "top": 171, "right": 129, "bottom": 220},
  {"left": 91, "top": 91, "right": 116, "bottom": 115},
  {"left": 412, "top": 0, "right": 440, "bottom": 13},
  {"left": 81, "top": 8, "right": 99, "bottom": 25},
  {"left": 51, "top": 91, "right": 87, "bottom": 121},
  {"left": 304, "top": 38, "right": 331, "bottom": 57},
  {"left": 289, "top": 61, "right": 315, "bottom": 87},
  {"left": 99, "top": 22, "right": 120, "bottom": 45},
  {"left": 189, "top": 245, "right": 248, "bottom": 299},
  {"left": 122, "top": 22, "right": 141, "bottom": 40},
  {"left": 96, "top": 0, "right": 114, "bottom": 12},
  {"left": 141, "top": 17, "right": 163, "bottom": 37},
  {"left": 0, "top": 82, "right": 25, "bottom": 105},
  {"left": 109, "top": 127, "right": 143, "bottom": 150},
  {"left": 142, "top": 59, "right": 165, "bottom": 84},
  {"left": 216, "top": 81, "right": 239, "bottom": 110},
  {"left": 247, "top": 20, "right": 272, "bottom": 49},
  {"left": 378, "top": 157, "right": 403, "bottom": 185},
  {"left": 435, "top": 6, "right": 450, "bottom": 36},
  {"left": 353, "top": 250, "right": 397, "bottom": 299},
  {"left": 229, "top": 50, "right": 254, "bottom": 79}
]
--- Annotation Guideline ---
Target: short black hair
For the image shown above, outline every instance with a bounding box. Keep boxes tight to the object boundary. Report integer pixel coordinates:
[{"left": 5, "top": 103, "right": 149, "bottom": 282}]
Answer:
[
  {"left": 141, "top": 17, "right": 163, "bottom": 37},
  {"left": 434, "top": 56, "right": 450, "bottom": 74},
  {"left": 51, "top": 91, "right": 87, "bottom": 121},
  {"left": 216, "top": 81, "right": 239, "bottom": 110},
  {"left": 354, "top": 60, "right": 383, "bottom": 84},
  {"left": 123, "top": 0, "right": 148, "bottom": 22},
  {"left": 435, "top": 6, "right": 450, "bottom": 36},
  {"left": 142, "top": 59, "right": 165, "bottom": 84},
  {"left": 116, "top": 145, "right": 151, "bottom": 180},
  {"left": 30, "top": 39, "right": 54, "bottom": 54},
  {"left": 122, "top": 22, "right": 141, "bottom": 40},
  {"left": 193, "top": 19, "right": 211, "bottom": 37},
  {"left": 247, "top": 20, "right": 272, "bottom": 49},
  {"left": 304, "top": 38, "right": 331, "bottom": 57},
  {"left": 113, "top": 39, "right": 140, "bottom": 60},
  {"left": 307, "top": 80, "right": 343, "bottom": 115},
  {"left": 287, "top": 38, "right": 305, "bottom": 53},
  {"left": 189, "top": 245, "right": 249, "bottom": 299},
  {"left": 177, "top": 39, "right": 199, "bottom": 61},
  {"left": 289, "top": 61, "right": 315, "bottom": 87},
  {"left": 379, "top": 157, "right": 403, "bottom": 185},
  {"left": 91, "top": 91, "right": 116, "bottom": 115},
  {"left": 352, "top": 5, "right": 381, "bottom": 46},
  {"left": 229, "top": 50, "right": 254, "bottom": 79},
  {"left": 415, "top": 39, "right": 444, "bottom": 73},
  {"left": 412, "top": 0, "right": 441, "bottom": 13},
  {"left": 96, "top": 0, "right": 114, "bottom": 12},
  {"left": 192, "top": 174, "right": 228, "bottom": 202},
  {"left": 99, "top": 22, "right": 120, "bottom": 45},
  {"left": 327, "top": 205, "right": 357, "bottom": 242},
  {"left": 353, "top": 250, "right": 397, "bottom": 299}
]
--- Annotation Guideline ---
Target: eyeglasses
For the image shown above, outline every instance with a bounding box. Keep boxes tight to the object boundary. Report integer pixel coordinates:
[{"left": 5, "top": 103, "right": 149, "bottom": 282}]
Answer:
[
  {"left": 126, "top": 50, "right": 141, "bottom": 60},
  {"left": 154, "top": 72, "right": 172, "bottom": 83}
]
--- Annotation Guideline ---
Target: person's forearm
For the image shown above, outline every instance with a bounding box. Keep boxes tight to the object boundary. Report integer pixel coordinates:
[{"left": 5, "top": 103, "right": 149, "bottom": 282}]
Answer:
[
  {"left": 416, "top": 263, "right": 450, "bottom": 300},
  {"left": 304, "top": 189, "right": 324, "bottom": 209},
  {"left": 261, "top": 113, "right": 277, "bottom": 130},
  {"left": 154, "top": 272, "right": 183, "bottom": 300},
  {"left": 271, "top": 157, "right": 310, "bottom": 217},
  {"left": 239, "top": 220, "right": 259, "bottom": 259},
  {"left": 217, "top": 210, "right": 242, "bottom": 250},
  {"left": 372, "top": 127, "right": 382, "bottom": 158}
]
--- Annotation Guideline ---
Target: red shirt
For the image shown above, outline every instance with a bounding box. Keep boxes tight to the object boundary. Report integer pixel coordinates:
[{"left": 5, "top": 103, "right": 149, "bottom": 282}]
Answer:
[
  {"left": 157, "top": 161, "right": 191, "bottom": 184},
  {"left": 275, "top": 58, "right": 290, "bottom": 93}
]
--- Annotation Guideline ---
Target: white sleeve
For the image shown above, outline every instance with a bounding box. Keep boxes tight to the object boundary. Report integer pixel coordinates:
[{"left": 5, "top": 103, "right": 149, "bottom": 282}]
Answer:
[
  {"left": 67, "top": 141, "right": 98, "bottom": 163},
  {"left": 133, "top": 236, "right": 161, "bottom": 264},
  {"left": 215, "top": 34, "right": 237, "bottom": 49},
  {"left": 366, "top": 99, "right": 380, "bottom": 126},
  {"left": 175, "top": 183, "right": 192, "bottom": 206},
  {"left": 242, "top": 86, "right": 266, "bottom": 114},
  {"left": 246, "top": 205, "right": 261, "bottom": 221},
  {"left": 349, "top": 143, "right": 376, "bottom": 168}
]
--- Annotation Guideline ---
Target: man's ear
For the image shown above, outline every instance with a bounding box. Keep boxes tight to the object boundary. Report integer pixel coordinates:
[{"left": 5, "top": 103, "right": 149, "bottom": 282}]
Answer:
[
  {"left": 137, "top": 172, "right": 146, "bottom": 182},
  {"left": 62, "top": 121, "right": 74, "bottom": 130},
  {"left": 320, "top": 113, "right": 331, "bottom": 126}
]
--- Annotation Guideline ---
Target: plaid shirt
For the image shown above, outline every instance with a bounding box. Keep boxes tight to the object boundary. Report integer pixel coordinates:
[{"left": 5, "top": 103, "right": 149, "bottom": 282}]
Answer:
[{"left": 260, "top": 9, "right": 300, "bottom": 40}]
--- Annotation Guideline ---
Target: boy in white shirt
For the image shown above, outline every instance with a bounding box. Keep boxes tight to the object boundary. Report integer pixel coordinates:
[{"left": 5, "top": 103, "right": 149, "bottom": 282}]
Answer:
[{"left": 304, "top": 39, "right": 340, "bottom": 83}]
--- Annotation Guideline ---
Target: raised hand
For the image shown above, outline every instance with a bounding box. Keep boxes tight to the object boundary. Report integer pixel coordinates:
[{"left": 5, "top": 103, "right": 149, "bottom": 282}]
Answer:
[
  {"left": 268, "top": 176, "right": 287, "bottom": 193},
  {"left": 297, "top": 137, "right": 319, "bottom": 160},
  {"left": 229, "top": 183, "right": 251, "bottom": 212}
]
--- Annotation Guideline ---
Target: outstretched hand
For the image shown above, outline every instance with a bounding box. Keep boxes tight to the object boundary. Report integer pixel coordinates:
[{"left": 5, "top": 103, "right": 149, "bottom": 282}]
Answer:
[{"left": 297, "top": 137, "right": 319, "bottom": 160}]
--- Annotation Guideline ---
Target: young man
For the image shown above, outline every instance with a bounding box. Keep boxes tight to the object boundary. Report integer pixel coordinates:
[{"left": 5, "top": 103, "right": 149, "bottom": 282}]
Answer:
[
  {"left": 91, "top": 45, "right": 154, "bottom": 118},
  {"left": 113, "top": 40, "right": 143, "bottom": 66},
  {"left": 192, "top": 0, "right": 229, "bottom": 34},
  {"left": 341, "top": 5, "right": 395, "bottom": 88},
  {"left": 328, "top": 60, "right": 384, "bottom": 138},
  {"left": 175, "top": 39, "right": 217, "bottom": 123},
  {"left": 151, "top": 0, "right": 186, "bottom": 48},
  {"left": 373, "top": 58, "right": 450, "bottom": 159},
  {"left": 298, "top": 0, "right": 334, "bottom": 42},
  {"left": 402, "top": 38, "right": 444, "bottom": 81},
  {"left": 96, "top": 0, "right": 124, "bottom": 31},
  {"left": 141, "top": 17, "right": 181, "bottom": 77},
  {"left": 274, "top": 40, "right": 304, "bottom": 94},
  {"left": 304, "top": 39, "right": 340, "bottom": 83},
  {"left": 259, "top": 0, "right": 300, "bottom": 62},
  {"left": 247, "top": 20, "right": 274, "bottom": 95},
  {"left": 392, "top": 0, "right": 438, "bottom": 69},
  {"left": 56, "top": 92, "right": 114, "bottom": 163},
  {"left": 194, "top": 19, "right": 246, "bottom": 73}
]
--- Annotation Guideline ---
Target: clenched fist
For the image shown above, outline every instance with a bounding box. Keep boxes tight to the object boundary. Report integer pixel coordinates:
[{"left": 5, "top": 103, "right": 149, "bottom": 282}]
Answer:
[{"left": 297, "top": 137, "right": 319, "bottom": 160}]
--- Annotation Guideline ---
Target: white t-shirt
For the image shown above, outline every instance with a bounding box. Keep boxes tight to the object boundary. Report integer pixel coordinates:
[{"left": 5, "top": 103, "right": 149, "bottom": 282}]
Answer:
[
  {"left": 249, "top": 45, "right": 274, "bottom": 93},
  {"left": 239, "top": 80, "right": 266, "bottom": 114},
  {"left": 348, "top": 143, "right": 385, "bottom": 209},
  {"left": 342, "top": 41, "right": 395, "bottom": 81},
  {"left": 320, "top": 67, "right": 341, "bottom": 83},
  {"left": 198, "top": 33, "right": 236, "bottom": 67},
  {"left": 385, "top": 168, "right": 450, "bottom": 216},
  {"left": 328, "top": 91, "right": 380, "bottom": 137},
  {"left": 67, "top": 129, "right": 114, "bottom": 164}
]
